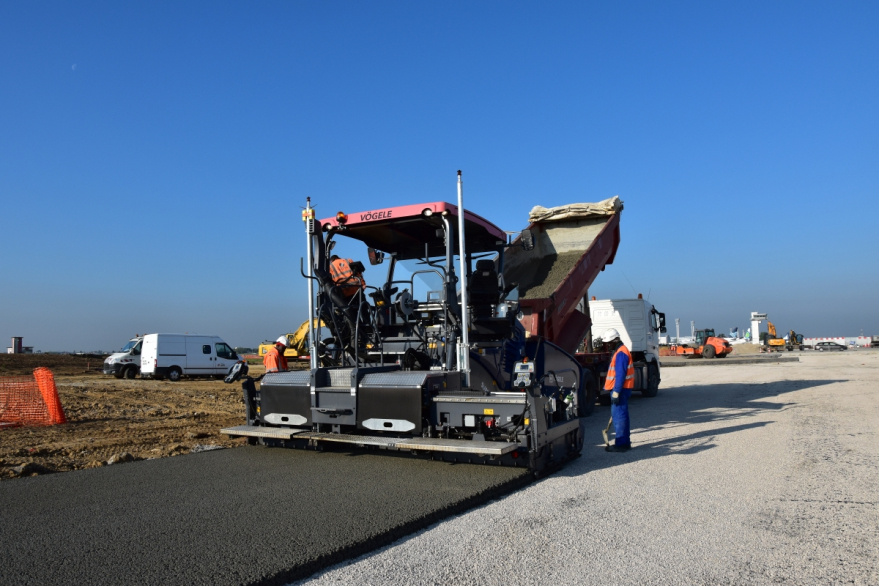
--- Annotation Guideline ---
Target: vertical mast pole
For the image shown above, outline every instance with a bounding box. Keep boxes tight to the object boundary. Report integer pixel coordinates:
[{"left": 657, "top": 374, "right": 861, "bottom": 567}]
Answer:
[
  {"left": 456, "top": 170, "right": 470, "bottom": 387},
  {"left": 303, "top": 198, "right": 318, "bottom": 371}
]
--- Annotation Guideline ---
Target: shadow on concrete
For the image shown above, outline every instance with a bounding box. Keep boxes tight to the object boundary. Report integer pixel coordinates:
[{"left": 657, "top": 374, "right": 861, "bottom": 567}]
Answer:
[{"left": 560, "top": 379, "right": 841, "bottom": 477}]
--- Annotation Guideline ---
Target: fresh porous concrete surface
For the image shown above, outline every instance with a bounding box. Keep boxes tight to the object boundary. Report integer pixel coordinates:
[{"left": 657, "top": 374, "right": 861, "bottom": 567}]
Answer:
[
  {"left": 300, "top": 351, "right": 878, "bottom": 585},
  {"left": 0, "top": 446, "right": 529, "bottom": 585}
]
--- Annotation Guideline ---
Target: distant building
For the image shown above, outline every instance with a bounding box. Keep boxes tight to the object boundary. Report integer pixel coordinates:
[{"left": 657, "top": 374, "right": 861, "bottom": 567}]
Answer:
[{"left": 6, "top": 337, "right": 34, "bottom": 354}]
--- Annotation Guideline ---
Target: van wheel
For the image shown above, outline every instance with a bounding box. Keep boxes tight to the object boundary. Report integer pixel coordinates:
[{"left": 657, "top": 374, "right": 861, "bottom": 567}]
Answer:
[
  {"left": 168, "top": 367, "right": 182, "bottom": 382},
  {"left": 123, "top": 366, "right": 138, "bottom": 379}
]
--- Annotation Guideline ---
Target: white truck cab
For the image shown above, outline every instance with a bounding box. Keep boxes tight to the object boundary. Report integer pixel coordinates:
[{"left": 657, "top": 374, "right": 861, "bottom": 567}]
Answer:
[
  {"left": 588, "top": 296, "right": 666, "bottom": 397},
  {"left": 103, "top": 336, "right": 144, "bottom": 379},
  {"left": 140, "top": 333, "right": 240, "bottom": 381},
  {"left": 589, "top": 297, "right": 666, "bottom": 361}
]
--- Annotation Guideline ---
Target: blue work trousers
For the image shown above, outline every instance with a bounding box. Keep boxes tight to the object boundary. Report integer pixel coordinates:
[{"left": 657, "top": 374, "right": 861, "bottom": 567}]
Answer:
[{"left": 611, "top": 389, "right": 631, "bottom": 446}]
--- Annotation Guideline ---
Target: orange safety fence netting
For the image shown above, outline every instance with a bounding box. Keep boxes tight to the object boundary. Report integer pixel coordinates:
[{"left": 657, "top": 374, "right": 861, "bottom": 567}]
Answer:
[{"left": 0, "top": 368, "right": 67, "bottom": 428}]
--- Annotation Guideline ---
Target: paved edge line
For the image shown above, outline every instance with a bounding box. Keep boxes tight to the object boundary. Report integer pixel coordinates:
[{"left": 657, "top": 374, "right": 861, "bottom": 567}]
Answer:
[{"left": 253, "top": 470, "right": 534, "bottom": 585}]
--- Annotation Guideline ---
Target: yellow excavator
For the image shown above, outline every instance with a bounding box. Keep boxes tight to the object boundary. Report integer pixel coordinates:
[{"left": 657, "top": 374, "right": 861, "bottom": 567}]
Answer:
[
  {"left": 763, "top": 322, "right": 786, "bottom": 352},
  {"left": 257, "top": 319, "right": 322, "bottom": 359},
  {"left": 763, "top": 322, "right": 803, "bottom": 352},
  {"left": 785, "top": 329, "right": 805, "bottom": 351}
]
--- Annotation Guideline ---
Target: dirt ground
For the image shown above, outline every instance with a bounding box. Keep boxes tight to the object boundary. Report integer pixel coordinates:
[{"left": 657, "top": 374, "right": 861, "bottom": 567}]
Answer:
[{"left": 0, "top": 354, "right": 280, "bottom": 481}]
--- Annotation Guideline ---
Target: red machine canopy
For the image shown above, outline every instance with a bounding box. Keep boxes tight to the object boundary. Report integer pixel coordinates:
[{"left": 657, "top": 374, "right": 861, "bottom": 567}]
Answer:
[{"left": 320, "top": 202, "right": 507, "bottom": 260}]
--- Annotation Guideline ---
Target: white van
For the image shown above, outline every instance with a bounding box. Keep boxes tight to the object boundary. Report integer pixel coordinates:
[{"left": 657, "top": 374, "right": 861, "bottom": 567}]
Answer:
[
  {"left": 140, "top": 333, "right": 240, "bottom": 381},
  {"left": 103, "top": 336, "right": 144, "bottom": 379}
]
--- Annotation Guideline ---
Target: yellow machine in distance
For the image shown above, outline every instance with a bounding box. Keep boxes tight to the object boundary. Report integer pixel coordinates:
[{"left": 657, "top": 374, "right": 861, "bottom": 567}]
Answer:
[
  {"left": 765, "top": 322, "right": 786, "bottom": 350},
  {"left": 763, "top": 322, "right": 804, "bottom": 352},
  {"left": 257, "top": 319, "right": 322, "bottom": 359}
]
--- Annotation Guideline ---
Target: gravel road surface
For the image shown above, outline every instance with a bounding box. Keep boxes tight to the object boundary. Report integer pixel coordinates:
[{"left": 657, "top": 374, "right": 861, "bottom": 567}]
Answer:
[{"left": 301, "top": 351, "right": 879, "bottom": 585}]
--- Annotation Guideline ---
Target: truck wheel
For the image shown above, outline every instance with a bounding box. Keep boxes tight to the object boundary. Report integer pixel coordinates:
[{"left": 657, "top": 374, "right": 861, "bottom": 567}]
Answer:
[
  {"left": 167, "top": 367, "right": 182, "bottom": 382},
  {"left": 702, "top": 345, "right": 716, "bottom": 359},
  {"left": 123, "top": 366, "right": 137, "bottom": 380},
  {"left": 113, "top": 370, "right": 124, "bottom": 380},
  {"left": 577, "top": 374, "right": 598, "bottom": 417},
  {"left": 642, "top": 363, "right": 660, "bottom": 397}
]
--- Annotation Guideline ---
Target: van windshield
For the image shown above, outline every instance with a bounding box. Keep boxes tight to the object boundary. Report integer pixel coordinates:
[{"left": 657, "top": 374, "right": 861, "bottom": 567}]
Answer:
[
  {"left": 121, "top": 340, "right": 139, "bottom": 352},
  {"left": 215, "top": 343, "right": 238, "bottom": 360}
]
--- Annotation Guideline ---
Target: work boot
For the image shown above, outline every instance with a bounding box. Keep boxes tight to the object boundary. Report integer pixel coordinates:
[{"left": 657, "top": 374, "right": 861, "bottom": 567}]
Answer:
[{"left": 605, "top": 444, "right": 631, "bottom": 453}]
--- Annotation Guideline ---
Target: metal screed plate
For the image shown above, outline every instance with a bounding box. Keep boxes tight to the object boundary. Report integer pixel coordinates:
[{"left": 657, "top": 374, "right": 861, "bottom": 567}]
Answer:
[
  {"left": 220, "top": 425, "right": 307, "bottom": 440},
  {"left": 221, "top": 425, "right": 519, "bottom": 455}
]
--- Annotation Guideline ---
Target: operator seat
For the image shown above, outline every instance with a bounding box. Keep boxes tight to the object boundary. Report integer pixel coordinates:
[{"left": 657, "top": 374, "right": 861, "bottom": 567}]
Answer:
[
  {"left": 468, "top": 259, "right": 514, "bottom": 343},
  {"left": 469, "top": 259, "right": 501, "bottom": 319}
]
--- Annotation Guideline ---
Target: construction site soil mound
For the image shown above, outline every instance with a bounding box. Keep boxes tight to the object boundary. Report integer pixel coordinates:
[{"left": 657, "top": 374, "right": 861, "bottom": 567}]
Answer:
[{"left": 0, "top": 354, "right": 267, "bottom": 480}]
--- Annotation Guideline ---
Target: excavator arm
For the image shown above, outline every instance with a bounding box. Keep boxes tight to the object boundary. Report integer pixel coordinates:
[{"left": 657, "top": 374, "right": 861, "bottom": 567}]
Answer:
[{"left": 289, "top": 319, "right": 322, "bottom": 355}]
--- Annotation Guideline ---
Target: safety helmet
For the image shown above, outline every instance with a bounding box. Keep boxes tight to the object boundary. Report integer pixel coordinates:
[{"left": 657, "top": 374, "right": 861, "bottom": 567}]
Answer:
[
  {"left": 275, "top": 336, "right": 290, "bottom": 347},
  {"left": 601, "top": 328, "right": 621, "bottom": 343}
]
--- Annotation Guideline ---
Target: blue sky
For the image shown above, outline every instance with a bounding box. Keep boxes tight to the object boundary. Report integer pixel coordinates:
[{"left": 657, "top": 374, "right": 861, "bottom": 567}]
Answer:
[{"left": 2, "top": 1, "right": 877, "bottom": 352}]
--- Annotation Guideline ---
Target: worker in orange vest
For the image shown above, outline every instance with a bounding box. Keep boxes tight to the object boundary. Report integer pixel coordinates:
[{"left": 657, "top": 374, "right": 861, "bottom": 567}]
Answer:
[
  {"left": 602, "top": 328, "right": 634, "bottom": 452},
  {"left": 263, "top": 336, "right": 290, "bottom": 373},
  {"left": 329, "top": 255, "right": 366, "bottom": 298}
]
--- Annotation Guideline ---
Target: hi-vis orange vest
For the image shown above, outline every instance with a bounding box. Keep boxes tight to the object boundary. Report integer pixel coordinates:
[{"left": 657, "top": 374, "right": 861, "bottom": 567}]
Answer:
[
  {"left": 263, "top": 345, "right": 288, "bottom": 373},
  {"left": 329, "top": 258, "right": 364, "bottom": 296},
  {"left": 604, "top": 345, "right": 635, "bottom": 391}
]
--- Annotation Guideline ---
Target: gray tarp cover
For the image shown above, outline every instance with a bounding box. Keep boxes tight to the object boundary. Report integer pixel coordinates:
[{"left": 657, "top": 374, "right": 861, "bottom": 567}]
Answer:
[{"left": 528, "top": 196, "right": 623, "bottom": 223}]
